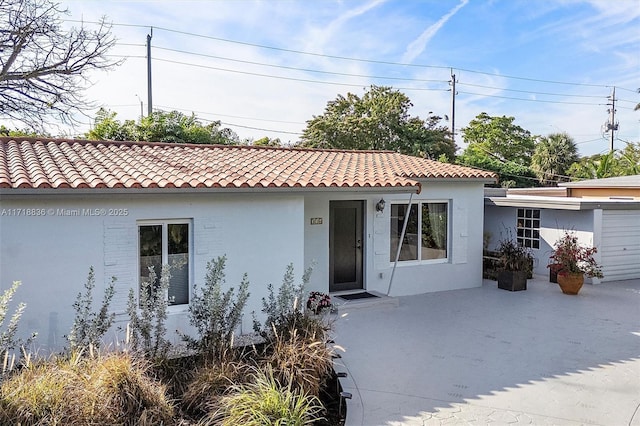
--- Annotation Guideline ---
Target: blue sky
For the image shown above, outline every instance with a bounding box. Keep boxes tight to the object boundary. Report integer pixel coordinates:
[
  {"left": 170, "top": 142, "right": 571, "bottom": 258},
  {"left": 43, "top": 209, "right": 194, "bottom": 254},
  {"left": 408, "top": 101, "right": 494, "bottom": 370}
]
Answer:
[{"left": 57, "top": 0, "right": 640, "bottom": 156}]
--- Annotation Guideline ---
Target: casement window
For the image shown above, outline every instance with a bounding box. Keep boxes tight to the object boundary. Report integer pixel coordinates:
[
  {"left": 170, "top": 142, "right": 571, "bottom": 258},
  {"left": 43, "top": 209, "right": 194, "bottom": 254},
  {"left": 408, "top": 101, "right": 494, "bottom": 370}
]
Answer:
[
  {"left": 138, "top": 221, "right": 190, "bottom": 305},
  {"left": 516, "top": 208, "right": 540, "bottom": 249},
  {"left": 390, "top": 202, "right": 448, "bottom": 262}
]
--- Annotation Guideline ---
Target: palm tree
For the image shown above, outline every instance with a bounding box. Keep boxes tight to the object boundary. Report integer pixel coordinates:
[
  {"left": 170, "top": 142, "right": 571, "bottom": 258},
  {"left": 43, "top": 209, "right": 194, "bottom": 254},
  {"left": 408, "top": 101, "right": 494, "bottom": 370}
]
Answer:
[{"left": 531, "top": 132, "right": 579, "bottom": 186}]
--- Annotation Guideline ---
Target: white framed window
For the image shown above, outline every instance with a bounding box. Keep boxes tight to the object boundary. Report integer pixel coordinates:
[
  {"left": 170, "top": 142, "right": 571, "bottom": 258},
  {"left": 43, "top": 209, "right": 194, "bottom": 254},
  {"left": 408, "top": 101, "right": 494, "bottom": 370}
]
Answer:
[
  {"left": 390, "top": 202, "right": 448, "bottom": 262},
  {"left": 517, "top": 208, "right": 540, "bottom": 249},
  {"left": 138, "top": 220, "right": 191, "bottom": 306}
]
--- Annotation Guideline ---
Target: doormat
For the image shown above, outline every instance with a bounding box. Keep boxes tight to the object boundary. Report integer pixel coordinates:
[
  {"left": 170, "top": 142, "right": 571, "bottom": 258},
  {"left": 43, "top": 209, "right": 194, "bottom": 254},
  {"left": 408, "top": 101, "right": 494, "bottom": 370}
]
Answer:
[{"left": 337, "top": 292, "right": 379, "bottom": 301}]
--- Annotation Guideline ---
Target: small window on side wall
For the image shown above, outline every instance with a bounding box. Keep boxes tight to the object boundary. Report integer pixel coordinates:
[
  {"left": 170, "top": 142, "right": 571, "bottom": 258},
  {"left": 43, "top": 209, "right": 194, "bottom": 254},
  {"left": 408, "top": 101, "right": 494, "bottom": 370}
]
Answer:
[
  {"left": 139, "top": 221, "right": 190, "bottom": 305},
  {"left": 516, "top": 208, "right": 540, "bottom": 249}
]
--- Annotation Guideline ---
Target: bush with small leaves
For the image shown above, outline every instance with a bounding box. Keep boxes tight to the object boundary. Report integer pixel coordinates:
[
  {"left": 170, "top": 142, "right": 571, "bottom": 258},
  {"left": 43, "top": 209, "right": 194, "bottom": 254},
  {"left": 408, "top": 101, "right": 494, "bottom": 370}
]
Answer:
[
  {"left": 126, "top": 264, "right": 172, "bottom": 359},
  {"left": 67, "top": 266, "right": 116, "bottom": 353},
  {"left": 253, "top": 263, "right": 313, "bottom": 338},
  {"left": 0, "top": 281, "right": 35, "bottom": 370},
  {"left": 181, "top": 256, "right": 250, "bottom": 357}
]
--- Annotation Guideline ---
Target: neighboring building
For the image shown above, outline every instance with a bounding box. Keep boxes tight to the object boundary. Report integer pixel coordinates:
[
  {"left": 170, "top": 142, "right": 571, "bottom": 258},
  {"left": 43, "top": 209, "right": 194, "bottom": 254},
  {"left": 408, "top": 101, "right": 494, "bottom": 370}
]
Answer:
[
  {"left": 484, "top": 175, "right": 640, "bottom": 284},
  {"left": 1, "top": 138, "right": 496, "bottom": 351}
]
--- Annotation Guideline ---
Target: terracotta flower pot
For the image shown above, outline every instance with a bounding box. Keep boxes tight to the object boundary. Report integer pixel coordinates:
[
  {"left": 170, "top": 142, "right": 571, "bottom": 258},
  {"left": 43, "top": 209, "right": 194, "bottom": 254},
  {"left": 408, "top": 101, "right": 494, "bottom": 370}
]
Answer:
[{"left": 557, "top": 271, "right": 584, "bottom": 295}]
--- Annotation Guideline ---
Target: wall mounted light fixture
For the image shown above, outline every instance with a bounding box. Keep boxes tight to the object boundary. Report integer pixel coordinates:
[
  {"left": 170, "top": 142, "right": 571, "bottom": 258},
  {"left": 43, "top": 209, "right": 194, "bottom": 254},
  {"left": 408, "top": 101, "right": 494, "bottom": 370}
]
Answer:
[{"left": 375, "top": 198, "right": 386, "bottom": 212}]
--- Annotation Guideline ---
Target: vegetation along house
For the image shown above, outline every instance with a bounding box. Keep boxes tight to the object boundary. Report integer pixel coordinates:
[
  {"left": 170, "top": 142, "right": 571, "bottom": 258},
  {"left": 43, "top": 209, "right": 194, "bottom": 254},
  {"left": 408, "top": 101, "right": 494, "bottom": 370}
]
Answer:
[
  {"left": 0, "top": 137, "right": 496, "bottom": 351},
  {"left": 484, "top": 175, "right": 640, "bottom": 284}
]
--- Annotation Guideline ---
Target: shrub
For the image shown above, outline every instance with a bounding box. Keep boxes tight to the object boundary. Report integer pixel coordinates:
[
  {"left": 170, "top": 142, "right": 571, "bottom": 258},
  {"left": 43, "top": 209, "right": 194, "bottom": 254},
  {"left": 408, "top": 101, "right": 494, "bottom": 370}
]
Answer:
[
  {"left": 0, "top": 351, "right": 174, "bottom": 425},
  {"left": 181, "top": 348, "right": 252, "bottom": 416},
  {"left": 253, "top": 263, "right": 313, "bottom": 338},
  {"left": 264, "top": 320, "right": 333, "bottom": 398},
  {"left": 126, "top": 264, "right": 172, "bottom": 359},
  {"left": 182, "top": 256, "right": 250, "bottom": 357},
  {"left": 496, "top": 235, "right": 533, "bottom": 272},
  {"left": 67, "top": 266, "right": 116, "bottom": 353},
  {"left": 0, "top": 281, "right": 35, "bottom": 372},
  {"left": 213, "top": 365, "right": 325, "bottom": 426}
]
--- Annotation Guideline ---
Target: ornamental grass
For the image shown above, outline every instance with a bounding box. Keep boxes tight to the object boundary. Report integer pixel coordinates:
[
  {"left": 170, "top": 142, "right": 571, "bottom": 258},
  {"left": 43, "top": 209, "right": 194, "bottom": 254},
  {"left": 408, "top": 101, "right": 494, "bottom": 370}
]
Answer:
[{"left": 0, "top": 351, "right": 174, "bottom": 425}]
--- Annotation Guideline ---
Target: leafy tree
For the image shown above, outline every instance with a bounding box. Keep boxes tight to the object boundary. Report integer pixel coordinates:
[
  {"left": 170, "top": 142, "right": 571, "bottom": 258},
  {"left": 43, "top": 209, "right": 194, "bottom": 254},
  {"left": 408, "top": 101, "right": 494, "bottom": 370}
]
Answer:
[
  {"left": 460, "top": 112, "right": 535, "bottom": 165},
  {"left": 253, "top": 137, "right": 282, "bottom": 147},
  {"left": 618, "top": 141, "right": 640, "bottom": 175},
  {"left": 86, "top": 108, "right": 136, "bottom": 141},
  {"left": 458, "top": 112, "right": 537, "bottom": 187},
  {"left": 0, "top": 125, "right": 47, "bottom": 138},
  {"left": 531, "top": 132, "right": 579, "bottom": 186},
  {"left": 568, "top": 144, "right": 640, "bottom": 180},
  {"left": 0, "top": 0, "right": 117, "bottom": 129},
  {"left": 86, "top": 109, "right": 241, "bottom": 144},
  {"left": 300, "top": 85, "right": 456, "bottom": 160},
  {"left": 458, "top": 152, "right": 537, "bottom": 188}
]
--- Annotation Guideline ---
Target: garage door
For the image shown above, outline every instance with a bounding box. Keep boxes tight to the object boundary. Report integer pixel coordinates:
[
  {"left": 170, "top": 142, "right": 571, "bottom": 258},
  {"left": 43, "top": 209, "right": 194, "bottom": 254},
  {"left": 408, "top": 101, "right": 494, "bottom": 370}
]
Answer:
[{"left": 601, "top": 210, "right": 640, "bottom": 281}]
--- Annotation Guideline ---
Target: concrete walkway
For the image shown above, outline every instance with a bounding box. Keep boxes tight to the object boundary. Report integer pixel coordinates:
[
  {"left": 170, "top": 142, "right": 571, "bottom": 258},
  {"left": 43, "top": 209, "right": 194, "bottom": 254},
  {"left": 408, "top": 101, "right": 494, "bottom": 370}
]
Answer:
[{"left": 333, "top": 276, "right": 640, "bottom": 425}]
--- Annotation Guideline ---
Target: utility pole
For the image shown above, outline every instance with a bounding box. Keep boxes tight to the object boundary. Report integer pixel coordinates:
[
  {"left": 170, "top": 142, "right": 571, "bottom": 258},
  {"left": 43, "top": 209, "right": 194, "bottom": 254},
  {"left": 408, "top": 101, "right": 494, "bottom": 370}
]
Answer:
[
  {"left": 449, "top": 69, "right": 457, "bottom": 145},
  {"left": 605, "top": 87, "right": 618, "bottom": 152},
  {"left": 146, "top": 27, "right": 153, "bottom": 116}
]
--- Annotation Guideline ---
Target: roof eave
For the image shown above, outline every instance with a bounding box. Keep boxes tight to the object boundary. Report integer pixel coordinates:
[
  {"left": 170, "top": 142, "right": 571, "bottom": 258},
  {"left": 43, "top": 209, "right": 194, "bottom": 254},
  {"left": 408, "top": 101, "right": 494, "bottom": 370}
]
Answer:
[
  {"left": 485, "top": 196, "right": 640, "bottom": 210},
  {"left": 0, "top": 184, "right": 422, "bottom": 197}
]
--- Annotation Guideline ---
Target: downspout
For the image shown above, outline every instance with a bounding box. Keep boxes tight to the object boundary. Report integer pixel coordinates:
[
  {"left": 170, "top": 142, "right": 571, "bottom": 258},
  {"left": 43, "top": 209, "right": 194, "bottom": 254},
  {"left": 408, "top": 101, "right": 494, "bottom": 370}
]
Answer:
[{"left": 386, "top": 191, "right": 414, "bottom": 295}]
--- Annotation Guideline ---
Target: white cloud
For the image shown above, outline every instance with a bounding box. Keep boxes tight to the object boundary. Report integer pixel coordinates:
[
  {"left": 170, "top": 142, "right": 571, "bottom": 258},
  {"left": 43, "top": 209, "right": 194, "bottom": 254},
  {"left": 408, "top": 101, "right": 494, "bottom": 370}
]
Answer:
[{"left": 401, "top": 0, "right": 469, "bottom": 64}]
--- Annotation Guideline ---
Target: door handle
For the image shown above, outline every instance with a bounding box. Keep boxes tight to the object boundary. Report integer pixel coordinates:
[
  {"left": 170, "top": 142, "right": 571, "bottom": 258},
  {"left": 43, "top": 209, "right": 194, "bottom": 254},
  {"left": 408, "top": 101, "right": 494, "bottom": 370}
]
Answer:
[{"left": 354, "top": 239, "right": 362, "bottom": 249}]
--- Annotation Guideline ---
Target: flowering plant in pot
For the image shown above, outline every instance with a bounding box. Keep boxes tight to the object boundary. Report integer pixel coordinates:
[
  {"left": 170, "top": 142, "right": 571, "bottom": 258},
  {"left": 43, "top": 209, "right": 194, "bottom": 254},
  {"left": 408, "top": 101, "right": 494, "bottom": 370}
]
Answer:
[
  {"left": 496, "top": 237, "right": 533, "bottom": 291},
  {"left": 306, "top": 291, "right": 332, "bottom": 315},
  {"left": 549, "top": 231, "right": 603, "bottom": 294}
]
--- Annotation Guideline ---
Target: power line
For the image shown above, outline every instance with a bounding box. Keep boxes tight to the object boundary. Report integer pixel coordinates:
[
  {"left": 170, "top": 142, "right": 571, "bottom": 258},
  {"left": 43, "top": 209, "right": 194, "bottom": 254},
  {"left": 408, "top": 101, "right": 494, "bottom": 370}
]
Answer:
[
  {"left": 152, "top": 45, "right": 447, "bottom": 84},
  {"left": 67, "top": 19, "right": 639, "bottom": 93},
  {"left": 153, "top": 104, "right": 305, "bottom": 126},
  {"left": 457, "top": 82, "right": 604, "bottom": 99},
  {"left": 457, "top": 91, "right": 604, "bottom": 106},
  {"left": 153, "top": 57, "right": 450, "bottom": 92}
]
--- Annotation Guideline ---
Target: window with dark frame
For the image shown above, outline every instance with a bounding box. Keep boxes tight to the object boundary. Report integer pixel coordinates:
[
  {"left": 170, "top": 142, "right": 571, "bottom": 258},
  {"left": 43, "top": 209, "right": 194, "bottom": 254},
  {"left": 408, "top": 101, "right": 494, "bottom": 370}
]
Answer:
[
  {"left": 516, "top": 208, "right": 540, "bottom": 249},
  {"left": 139, "top": 221, "right": 190, "bottom": 306},
  {"left": 390, "top": 202, "right": 448, "bottom": 262}
]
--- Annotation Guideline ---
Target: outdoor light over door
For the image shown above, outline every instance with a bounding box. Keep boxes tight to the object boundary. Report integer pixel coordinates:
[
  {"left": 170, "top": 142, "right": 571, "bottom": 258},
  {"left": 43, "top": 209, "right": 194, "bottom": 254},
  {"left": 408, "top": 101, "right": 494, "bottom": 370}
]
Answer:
[{"left": 376, "top": 199, "right": 386, "bottom": 212}]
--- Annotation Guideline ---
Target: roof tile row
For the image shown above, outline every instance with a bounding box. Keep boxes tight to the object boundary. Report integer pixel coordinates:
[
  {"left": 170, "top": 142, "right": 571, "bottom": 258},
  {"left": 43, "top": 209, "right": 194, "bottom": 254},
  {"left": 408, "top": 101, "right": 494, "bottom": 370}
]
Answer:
[{"left": 0, "top": 138, "right": 497, "bottom": 190}]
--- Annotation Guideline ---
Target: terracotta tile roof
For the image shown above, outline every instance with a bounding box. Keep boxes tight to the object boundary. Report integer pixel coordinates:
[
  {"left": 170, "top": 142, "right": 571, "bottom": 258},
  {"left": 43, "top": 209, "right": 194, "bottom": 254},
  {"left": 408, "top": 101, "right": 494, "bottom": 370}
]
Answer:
[{"left": 0, "top": 138, "right": 497, "bottom": 191}]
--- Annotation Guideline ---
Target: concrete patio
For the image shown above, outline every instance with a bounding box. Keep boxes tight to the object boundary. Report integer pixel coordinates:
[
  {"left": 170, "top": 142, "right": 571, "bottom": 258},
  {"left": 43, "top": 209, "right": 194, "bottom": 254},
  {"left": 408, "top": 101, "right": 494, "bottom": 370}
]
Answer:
[{"left": 333, "top": 276, "right": 640, "bottom": 425}]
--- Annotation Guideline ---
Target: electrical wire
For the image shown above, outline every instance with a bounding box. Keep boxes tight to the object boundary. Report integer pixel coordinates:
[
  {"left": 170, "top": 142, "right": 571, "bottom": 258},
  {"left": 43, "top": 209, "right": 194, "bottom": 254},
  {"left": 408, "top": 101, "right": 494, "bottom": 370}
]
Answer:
[
  {"left": 152, "top": 57, "right": 450, "bottom": 92},
  {"left": 65, "top": 18, "right": 639, "bottom": 93},
  {"left": 152, "top": 45, "right": 448, "bottom": 84}
]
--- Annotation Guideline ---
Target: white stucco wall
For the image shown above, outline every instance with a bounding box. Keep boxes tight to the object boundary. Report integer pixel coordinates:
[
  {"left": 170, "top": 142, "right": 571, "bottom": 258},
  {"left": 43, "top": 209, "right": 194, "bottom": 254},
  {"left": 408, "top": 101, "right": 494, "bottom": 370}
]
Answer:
[
  {"left": 484, "top": 204, "right": 597, "bottom": 279},
  {"left": 1, "top": 182, "right": 489, "bottom": 352},
  {"left": 303, "top": 181, "right": 487, "bottom": 297},
  {"left": 0, "top": 192, "right": 305, "bottom": 352}
]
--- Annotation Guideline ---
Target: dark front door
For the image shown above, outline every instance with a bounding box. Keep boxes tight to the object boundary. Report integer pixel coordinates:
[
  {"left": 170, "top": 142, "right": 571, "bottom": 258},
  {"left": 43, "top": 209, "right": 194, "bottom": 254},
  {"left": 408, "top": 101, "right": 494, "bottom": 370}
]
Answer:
[{"left": 329, "top": 201, "right": 364, "bottom": 292}]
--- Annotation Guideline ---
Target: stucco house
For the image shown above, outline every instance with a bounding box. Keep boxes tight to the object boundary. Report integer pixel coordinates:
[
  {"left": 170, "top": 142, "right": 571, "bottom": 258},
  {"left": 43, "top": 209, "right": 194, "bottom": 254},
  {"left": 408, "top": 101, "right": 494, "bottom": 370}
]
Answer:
[
  {"left": 484, "top": 175, "right": 640, "bottom": 284},
  {"left": 0, "top": 137, "right": 496, "bottom": 351}
]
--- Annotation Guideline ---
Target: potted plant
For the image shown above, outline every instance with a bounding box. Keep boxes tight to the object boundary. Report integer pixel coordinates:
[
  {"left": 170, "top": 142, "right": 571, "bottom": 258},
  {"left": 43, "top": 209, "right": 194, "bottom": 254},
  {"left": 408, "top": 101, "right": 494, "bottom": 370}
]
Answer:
[
  {"left": 548, "top": 262, "right": 562, "bottom": 283},
  {"left": 496, "top": 237, "right": 533, "bottom": 291},
  {"left": 548, "top": 231, "right": 603, "bottom": 295},
  {"left": 306, "top": 291, "right": 333, "bottom": 315}
]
